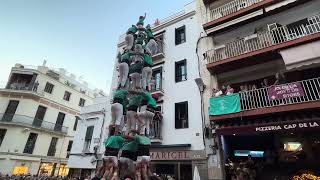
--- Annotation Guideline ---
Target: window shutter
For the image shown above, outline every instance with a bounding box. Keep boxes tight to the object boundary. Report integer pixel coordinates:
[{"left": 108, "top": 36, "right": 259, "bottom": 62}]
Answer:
[
  {"left": 185, "top": 102, "right": 189, "bottom": 128},
  {"left": 175, "top": 103, "right": 179, "bottom": 128},
  {"left": 175, "top": 28, "right": 179, "bottom": 45}
]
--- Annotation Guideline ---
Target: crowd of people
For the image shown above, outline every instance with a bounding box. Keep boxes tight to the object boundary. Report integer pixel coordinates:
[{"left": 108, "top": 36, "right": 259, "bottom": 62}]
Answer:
[
  {"left": 225, "top": 155, "right": 263, "bottom": 180},
  {"left": 211, "top": 72, "right": 287, "bottom": 98},
  {"left": 0, "top": 174, "right": 73, "bottom": 180}
]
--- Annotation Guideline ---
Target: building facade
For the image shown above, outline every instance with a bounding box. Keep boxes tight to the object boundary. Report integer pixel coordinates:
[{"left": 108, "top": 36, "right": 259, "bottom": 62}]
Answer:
[
  {"left": 197, "top": 0, "right": 320, "bottom": 179},
  {"left": 67, "top": 96, "right": 110, "bottom": 178},
  {"left": 112, "top": 2, "right": 210, "bottom": 179},
  {"left": 0, "top": 63, "right": 99, "bottom": 176}
]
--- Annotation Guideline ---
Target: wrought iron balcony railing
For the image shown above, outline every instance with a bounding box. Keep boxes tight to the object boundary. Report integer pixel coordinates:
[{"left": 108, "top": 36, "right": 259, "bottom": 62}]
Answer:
[
  {"left": 239, "top": 77, "right": 320, "bottom": 112},
  {"left": 0, "top": 113, "right": 68, "bottom": 134},
  {"left": 205, "top": 0, "right": 263, "bottom": 24},
  {"left": 206, "top": 14, "right": 320, "bottom": 64}
]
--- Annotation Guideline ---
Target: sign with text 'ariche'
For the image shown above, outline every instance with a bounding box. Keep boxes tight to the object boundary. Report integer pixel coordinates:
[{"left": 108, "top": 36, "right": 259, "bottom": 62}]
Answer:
[
  {"left": 268, "top": 82, "right": 305, "bottom": 100},
  {"left": 150, "top": 150, "right": 206, "bottom": 161},
  {"left": 256, "top": 121, "right": 319, "bottom": 132}
]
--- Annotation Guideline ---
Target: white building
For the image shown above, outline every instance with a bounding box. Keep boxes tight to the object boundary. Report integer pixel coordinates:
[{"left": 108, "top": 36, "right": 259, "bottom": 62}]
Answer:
[
  {"left": 67, "top": 96, "right": 110, "bottom": 178},
  {"left": 112, "top": 2, "right": 209, "bottom": 179},
  {"left": 0, "top": 63, "right": 100, "bottom": 176}
]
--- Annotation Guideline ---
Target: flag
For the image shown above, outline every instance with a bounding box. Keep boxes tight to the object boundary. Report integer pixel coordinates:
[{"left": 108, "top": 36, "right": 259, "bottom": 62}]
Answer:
[{"left": 209, "top": 94, "right": 241, "bottom": 115}]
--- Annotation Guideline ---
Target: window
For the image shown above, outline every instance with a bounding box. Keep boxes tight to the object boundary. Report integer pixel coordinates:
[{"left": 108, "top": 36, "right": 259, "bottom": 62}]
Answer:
[
  {"left": 175, "top": 101, "right": 188, "bottom": 129},
  {"left": 63, "top": 91, "right": 71, "bottom": 101},
  {"left": 79, "top": 98, "right": 85, "bottom": 107},
  {"left": 153, "top": 68, "right": 162, "bottom": 91},
  {"left": 73, "top": 116, "right": 80, "bottom": 131},
  {"left": 0, "top": 129, "right": 7, "bottom": 147},
  {"left": 175, "top": 25, "right": 186, "bottom": 45},
  {"left": 33, "top": 105, "right": 47, "bottom": 127},
  {"left": 83, "top": 126, "right": 94, "bottom": 152},
  {"left": 175, "top": 60, "right": 187, "bottom": 82},
  {"left": 23, "top": 133, "right": 38, "bottom": 154},
  {"left": 54, "top": 112, "right": 65, "bottom": 131},
  {"left": 66, "top": 140, "right": 73, "bottom": 158},
  {"left": 44, "top": 82, "right": 54, "bottom": 94},
  {"left": 2, "top": 100, "right": 19, "bottom": 122},
  {"left": 47, "top": 137, "right": 58, "bottom": 156}
]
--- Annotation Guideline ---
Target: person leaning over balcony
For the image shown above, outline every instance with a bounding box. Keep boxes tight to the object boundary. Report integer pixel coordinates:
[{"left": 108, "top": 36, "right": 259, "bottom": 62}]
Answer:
[
  {"left": 226, "top": 85, "right": 235, "bottom": 95},
  {"left": 212, "top": 88, "right": 223, "bottom": 97},
  {"left": 274, "top": 72, "right": 286, "bottom": 85}
]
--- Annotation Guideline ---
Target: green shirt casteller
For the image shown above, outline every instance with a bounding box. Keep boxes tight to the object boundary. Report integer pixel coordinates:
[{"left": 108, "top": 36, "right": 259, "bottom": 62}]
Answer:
[
  {"left": 128, "top": 94, "right": 143, "bottom": 107},
  {"left": 121, "top": 52, "right": 131, "bottom": 63},
  {"left": 104, "top": 135, "right": 125, "bottom": 149},
  {"left": 129, "top": 62, "right": 143, "bottom": 74},
  {"left": 145, "top": 29, "right": 154, "bottom": 40},
  {"left": 142, "top": 92, "right": 157, "bottom": 108},
  {"left": 121, "top": 137, "right": 138, "bottom": 152},
  {"left": 127, "top": 25, "right": 138, "bottom": 34},
  {"left": 136, "top": 135, "right": 151, "bottom": 145},
  {"left": 143, "top": 54, "right": 153, "bottom": 66},
  {"left": 113, "top": 90, "right": 128, "bottom": 101}
]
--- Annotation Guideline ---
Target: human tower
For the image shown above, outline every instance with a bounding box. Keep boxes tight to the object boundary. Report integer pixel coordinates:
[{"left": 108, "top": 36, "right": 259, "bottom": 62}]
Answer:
[{"left": 103, "top": 14, "right": 159, "bottom": 176}]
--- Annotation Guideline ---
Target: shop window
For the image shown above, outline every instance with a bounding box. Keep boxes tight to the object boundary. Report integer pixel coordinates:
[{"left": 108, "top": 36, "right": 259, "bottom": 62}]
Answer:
[
  {"left": 58, "top": 164, "right": 69, "bottom": 177},
  {"left": 0, "top": 129, "right": 7, "bottom": 147},
  {"left": 73, "top": 116, "right": 80, "bottom": 131},
  {"left": 83, "top": 126, "right": 94, "bottom": 152},
  {"left": 79, "top": 98, "right": 86, "bottom": 107},
  {"left": 44, "top": 82, "right": 54, "bottom": 94},
  {"left": 23, "top": 133, "right": 38, "bottom": 154},
  {"left": 47, "top": 137, "right": 58, "bottom": 156},
  {"left": 12, "top": 166, "right": 29, "bottom": 175},
  {"left": 2, "top": 100, "right": 19, "bottom": 122},
  {"left": 175, "top": 25, "right": 186, "bottom": 45},
  {"left": 175, "top": 60, "right": 187, "bottom": 82},
  {"left": 175, "top": 101, "right": 188, "bottom": 129},
  {"left": 63, "top": 91, "right": 71, "bottom": 101},
  {"left": 54, "top": 112, "right": 65, "bottom": 131},
  {"left": 38, "top": 163, "right": 54, "bottom": 176}
]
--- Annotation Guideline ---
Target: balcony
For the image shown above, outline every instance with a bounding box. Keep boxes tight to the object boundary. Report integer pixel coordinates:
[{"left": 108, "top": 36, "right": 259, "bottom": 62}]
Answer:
[
  {"left": 149, "top": 113, "right": 162, "bottom": 143},
  {"left": 152, "top": 34, "right": 165, "bottom": 64},
  {"left": 0, "top": 113, "right": 68, "bottom": 135},
  {"left": 203, "top": 0, "right": 269, "bottom": 29},
  {"left": 210, "top": 77, "right": 320, "bottom": 121},
  {"left": 150, "top": 78, "right": 164, "bottom": 97},
  {"left": 206, "top": 14, "right": 320, "bottom": 73}
]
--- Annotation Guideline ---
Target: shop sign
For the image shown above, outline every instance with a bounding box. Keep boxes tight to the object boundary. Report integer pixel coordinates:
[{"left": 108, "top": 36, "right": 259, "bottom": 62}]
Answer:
[
  {"left": 150, "top": 150, "right": 206, "bottom": 161},
  {"left": 268, "top": 82, "right": 304, "bottom": 100},
  {"left": 255, "top": 121, "right": 319, "bottom": 132},
  {"left": 13, "top": 166, "right": 29, "bottom": 175}
]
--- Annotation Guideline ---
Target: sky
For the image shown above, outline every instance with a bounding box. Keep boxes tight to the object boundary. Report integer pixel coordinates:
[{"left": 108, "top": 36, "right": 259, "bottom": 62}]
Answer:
[{"left": 0, "top": 0, "right": 191, "bottom": 92}]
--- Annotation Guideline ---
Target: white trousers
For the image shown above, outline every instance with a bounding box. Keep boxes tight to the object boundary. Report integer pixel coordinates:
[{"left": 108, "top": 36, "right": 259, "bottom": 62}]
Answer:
[
  {"left": 125, "top": 34, "right": 134, "bottom": 51},
  {"left": 130, "top": 73, "right": 141, "bottom": 90},
  {"left": 137, "top": 109, "right": 155, "bottom": 135},
  {"left": 118, "top": 62, "right": 129, "bottom": 88},
  {"left": 111, "top": 103, "right": 123, "bottom": 126},
  {"left": 141, "top": 67, "right": 152, "bottom": 91},
  {"left": 126, "top": 110, "right": 137, "bottom": 133}
]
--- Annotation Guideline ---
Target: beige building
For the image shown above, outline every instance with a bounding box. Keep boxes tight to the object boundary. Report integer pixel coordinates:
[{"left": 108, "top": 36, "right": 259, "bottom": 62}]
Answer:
[{"left": 0, "top": 63, "right": 103, "bottom": 176}]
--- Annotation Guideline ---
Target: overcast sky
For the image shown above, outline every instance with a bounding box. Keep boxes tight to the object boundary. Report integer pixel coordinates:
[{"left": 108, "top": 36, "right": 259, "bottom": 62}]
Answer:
[{"left": 0, "top": 0, "right": 191, "bottom": 92}]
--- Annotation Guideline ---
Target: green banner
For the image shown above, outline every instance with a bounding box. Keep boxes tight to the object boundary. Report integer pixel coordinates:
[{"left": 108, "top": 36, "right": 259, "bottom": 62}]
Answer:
[{"left": 209, "top": 94, "right": 241, "bottom": 115}]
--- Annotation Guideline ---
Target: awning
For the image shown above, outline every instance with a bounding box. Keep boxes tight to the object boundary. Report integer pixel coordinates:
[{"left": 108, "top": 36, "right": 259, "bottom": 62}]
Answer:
[
  {"left": 215, "top": 110, "right": 320, "bottom": 135},
  {"left": 280, "top": 40, "right": 320, "bottom": 70}
]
